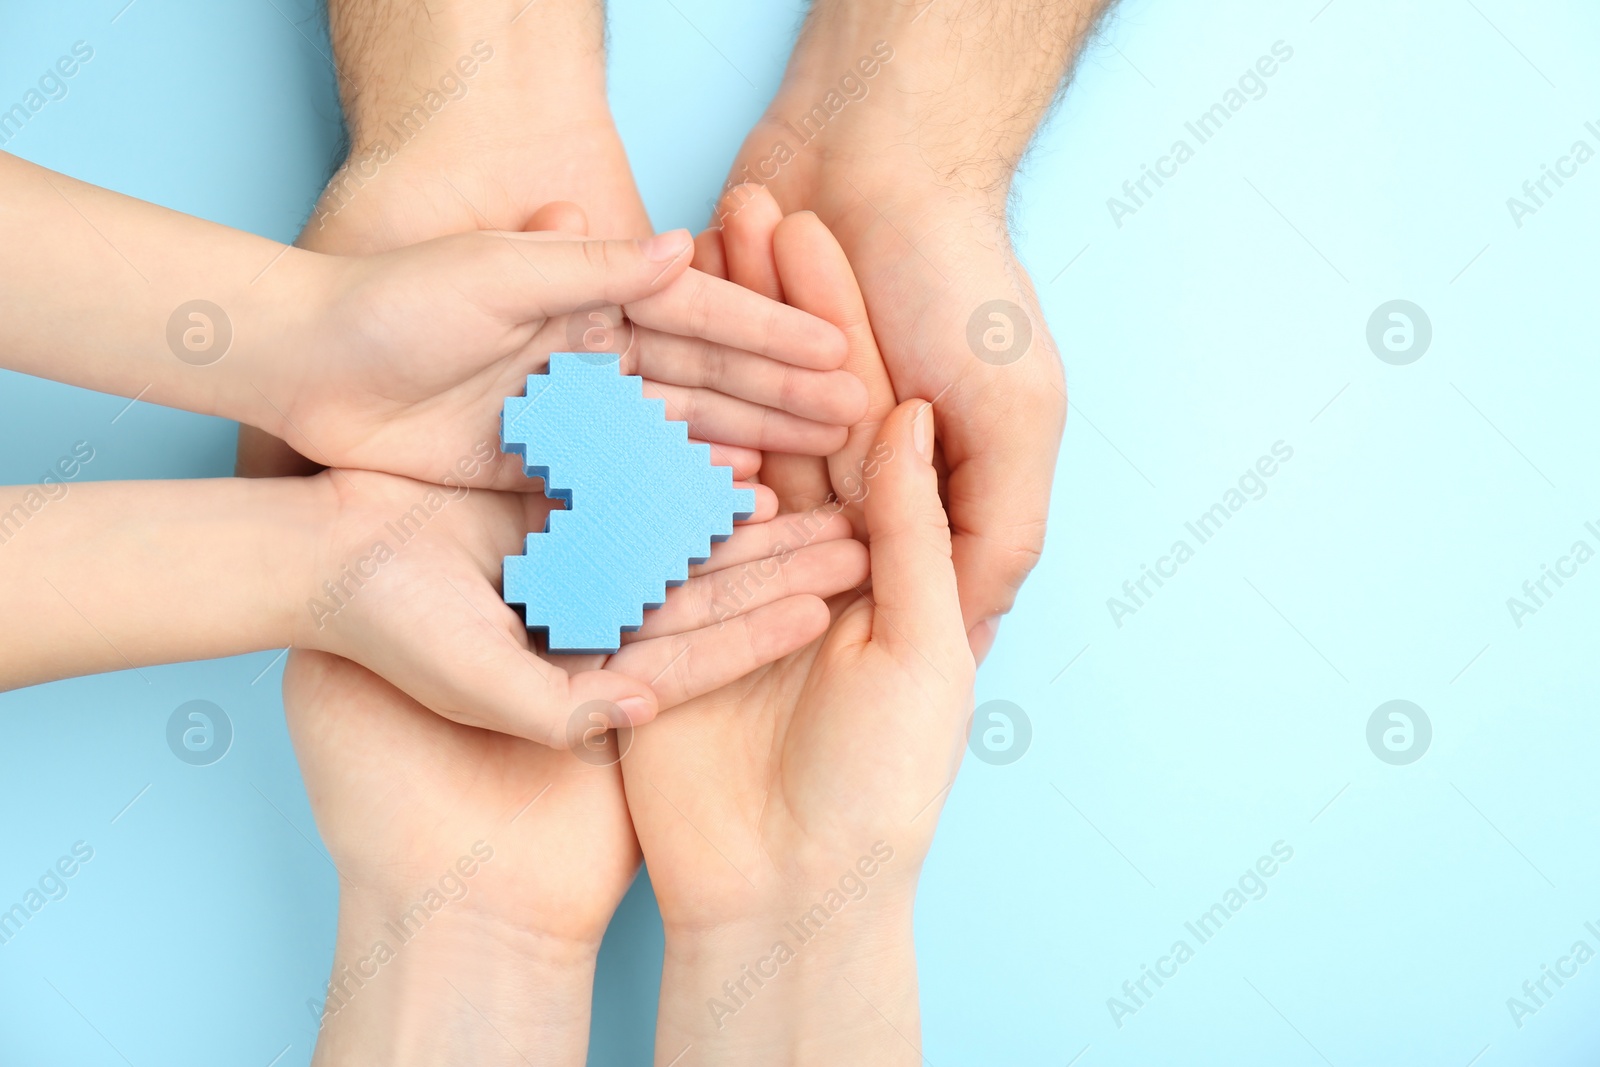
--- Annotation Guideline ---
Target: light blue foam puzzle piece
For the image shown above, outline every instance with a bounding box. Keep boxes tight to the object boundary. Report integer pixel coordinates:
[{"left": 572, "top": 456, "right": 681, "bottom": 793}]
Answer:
[{"left": 500, "top": 353, "right": 756, "bottom": 654}]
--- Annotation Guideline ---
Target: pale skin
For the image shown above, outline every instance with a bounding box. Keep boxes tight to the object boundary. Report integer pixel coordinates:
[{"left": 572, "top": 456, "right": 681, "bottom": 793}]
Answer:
[
  {"left": 624, "top": 202, "right": 976, "bottom": 1066},
  {"left": 287, "top": 197, "right": 972, "bottom": 1065},
  {"left": 289, "top": 397, "right": 967, "bottom": 1067},
  {"left": 0, "top": 150, "right": 864, "bottom": 490},
  {"left": 269, "top": 206, "right": 887, "bottom": 1064},
  {"left": 220, "top": 0, "right": 1102, "bottom": 1054},
  {"left": 0, "top": 148, "right": 873, "bottom": 737},
  {"left": 0, "top": 450, "right": 881, "bottom": 744},
  {"left": 280, "top": 487, "right": 870, "bottom": 1065},
  {"left": 221, "top": 10, "right": 677, "bottom": 1054},
  {"left": 719, "top": 0, "right": 1113, "bottom": 656},
  {"left": 1, "top": 0, "right": 1097, "bottom": 1053},
  {"left": 239, "top": 0, "right": 1110, "bottom": 638},
  {"left": 235, "top": 0, "right": 661, "bottom": 475}
]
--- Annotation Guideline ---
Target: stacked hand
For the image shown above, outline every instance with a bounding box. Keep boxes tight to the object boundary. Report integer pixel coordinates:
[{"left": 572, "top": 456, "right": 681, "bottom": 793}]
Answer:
[
  {"left": 283, "top": 199, "right": 973, "bottom": 1066},
  {"left": 0, "top": 153, "right": 871, "bottom": 742},
  {"left": 257, "top": 214, "right": 866, "bottom": 487},
  {"left": 3, "top": 0, "right": 1109, "bottom": 1061}
]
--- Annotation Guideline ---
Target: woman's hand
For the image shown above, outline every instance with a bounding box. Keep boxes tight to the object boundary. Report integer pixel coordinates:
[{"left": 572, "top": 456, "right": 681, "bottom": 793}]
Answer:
[
  {"left": 0, "top": 154, "right": 866, "bottom": 487},
  {"left": 625, "top": 401, "right": 973, "bottom": 1065},
  {"left": 625, "top": 202, "right": 976, "bottom": 1064},
  {"left": 282, "top": 651, "right": 634, "bottom": 1067},
  {"left": 298, "top": 465, "right": 868, "bottom": 745},
  {"left": 268, "top": 223, "right": 867, "bottom": 490}
]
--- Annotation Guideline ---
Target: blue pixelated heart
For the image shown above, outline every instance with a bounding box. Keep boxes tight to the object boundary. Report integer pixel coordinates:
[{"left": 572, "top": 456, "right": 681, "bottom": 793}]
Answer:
[{"left": 500, "top": 353, "right": 755, "bottom": 653}]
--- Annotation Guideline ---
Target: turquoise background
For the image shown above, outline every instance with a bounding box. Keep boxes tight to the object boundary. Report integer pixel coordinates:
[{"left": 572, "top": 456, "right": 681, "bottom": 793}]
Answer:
[{"left": 3, "top": 0, "right": 1599, "bottom": 1063}]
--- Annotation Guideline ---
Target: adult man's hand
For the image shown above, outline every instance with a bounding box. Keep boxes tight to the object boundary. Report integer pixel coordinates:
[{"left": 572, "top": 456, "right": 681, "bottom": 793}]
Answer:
[
  {"left": 720, "top": 0, "right": 1111, "bottom": 657},
  {"left": 239, "top": 0, "right": 653, "bottom": 476}
]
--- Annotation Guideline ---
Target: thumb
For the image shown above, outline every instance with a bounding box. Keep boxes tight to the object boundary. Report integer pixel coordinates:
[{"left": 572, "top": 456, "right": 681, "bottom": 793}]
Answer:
[
  {"left": 416, "top": 626, "right": 660, "bottom": 748},
  {"left": 862, "top": 399, "right": 969, "bottom": 664},
  {"left": 470, "top": 228, "right": 695, "bottom": 323}
]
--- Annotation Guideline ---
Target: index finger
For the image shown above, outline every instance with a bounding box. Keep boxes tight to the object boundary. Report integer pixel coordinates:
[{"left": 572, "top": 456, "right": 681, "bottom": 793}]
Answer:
[{"left": 622, "top": 267, "right": 849, "bottom": 372}]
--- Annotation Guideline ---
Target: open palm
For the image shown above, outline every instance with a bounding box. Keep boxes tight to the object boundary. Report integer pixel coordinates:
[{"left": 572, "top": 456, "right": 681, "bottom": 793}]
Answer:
[
  {"left": 624, "top": 207, "right": 974, "bottom": 929},
  {"left": 262, "top": 227, "right": 862, "bottom": 492}
]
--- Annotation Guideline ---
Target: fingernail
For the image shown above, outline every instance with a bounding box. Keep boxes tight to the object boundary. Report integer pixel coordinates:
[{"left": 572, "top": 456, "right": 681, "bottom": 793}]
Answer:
[
  {"left": 640, "top": 229, "right": 691, "bottom": 263},
  {"left": 968, "top": 616, "right": 1001, "bottom": 662},
  {"left": 614, "top": 696, "right": 654, "bottom": 726},
  {"left": 912, "top": 403, "right": 934, "bottom": 462}
]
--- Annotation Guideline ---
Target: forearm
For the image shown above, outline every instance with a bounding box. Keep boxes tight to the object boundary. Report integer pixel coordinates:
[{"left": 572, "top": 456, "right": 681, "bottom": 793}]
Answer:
[
  {"left": 656, "top": 907, "right": 920, "bottom": 1066},
  {"left": 0, "top": 151, "right": 329, "bottom": 429},
  {"left": 312, "top": 888, "right": 600, "bottom": 1067},
  {"left": 0, "top": 475, "right": 327, "bottom": 689},
  {"left": 327, "top": 0, "right": 607, "bottom": 142}
]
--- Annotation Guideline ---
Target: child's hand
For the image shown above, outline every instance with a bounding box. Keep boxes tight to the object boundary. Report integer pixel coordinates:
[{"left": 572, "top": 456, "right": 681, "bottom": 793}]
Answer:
[
  {"left": 296, "top": 467, "right": 868, "bottom": 746},
  {"left": 257, "top": 224, "right": 867, "bottom": 489},
  {"left": 0, "top": 155, "right": 867, "bottom": 488}
]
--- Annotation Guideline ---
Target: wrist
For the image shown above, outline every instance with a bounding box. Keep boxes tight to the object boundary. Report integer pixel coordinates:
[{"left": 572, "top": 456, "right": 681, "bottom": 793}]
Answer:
[
  {"left": 176, "top": 239, "right": 345, "bottom": 435},
  {"left": 338, "top": 41, "right": 612, "bottom": 166},
  {"left": 265, "top": 474, "right": 343, "bottom": 654},
  {"left": 282, "top": 471, "right": 351, "bottom": 655},
  {"left": 656, "top": 903, "right": 920, "bottom": 1066},
  {"left": 332, "top": 0, "right": 608, "bottom": 146},
  {"left": 308, "top": 71, "right": 638, "bottom": 246},
  {"left": 310, "top": 886, "right": 599, "bottom": 1067},
  {"left": 745, "top": 1, "right": 1076, "bottom": 203},
  {"left": 228, "top": 247, "right": 353, "bottom": 438}
]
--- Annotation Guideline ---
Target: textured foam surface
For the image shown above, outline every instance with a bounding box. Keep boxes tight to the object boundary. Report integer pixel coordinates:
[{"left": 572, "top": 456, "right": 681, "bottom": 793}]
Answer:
[{"left": 500, "top": 353, "right": 756, "bottom": 653}]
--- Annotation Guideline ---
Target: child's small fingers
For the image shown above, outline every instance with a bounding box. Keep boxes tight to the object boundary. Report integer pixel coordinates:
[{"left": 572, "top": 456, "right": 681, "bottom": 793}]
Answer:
[
  {"left": 648, "top": 383, "right": 848, "bottom": 456},
  {"left": 696, "top": 440, "right": 762, "bottom": 480},
  {"left": 733, "top": 482, "right": 778, "bottom": 523},
  {"left": 610, "top": 595, "right": 832, "bottom": 710},
  {"left": 627, "top": 328, "right": 869, "bottom": 425},
  {"left": 686, "top": 510, "right": 856, "bottom": 578},
  {"left": 624, "top": 268, "right": 847, "bottom": 372},
  {"left": 625, "top": 539, "right": 867, "bottom": 641},
  {"left": 390, "top": 591, "right": 658, "bottom": 748}
]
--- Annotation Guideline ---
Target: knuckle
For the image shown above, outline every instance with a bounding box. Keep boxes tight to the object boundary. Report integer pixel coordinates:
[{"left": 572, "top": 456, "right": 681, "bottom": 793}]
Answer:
[
  {"left": 702, "top": 341, "right": 728, "bottom": 389},
  {"left": 687, "top": 279, "right": 715, "bottom": 337},
  {"left": 582, "top": 239, "right": 612, "bottom": 274},
  {"left": 777, "top": 365, "right": 802, "bottom": 413}
]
